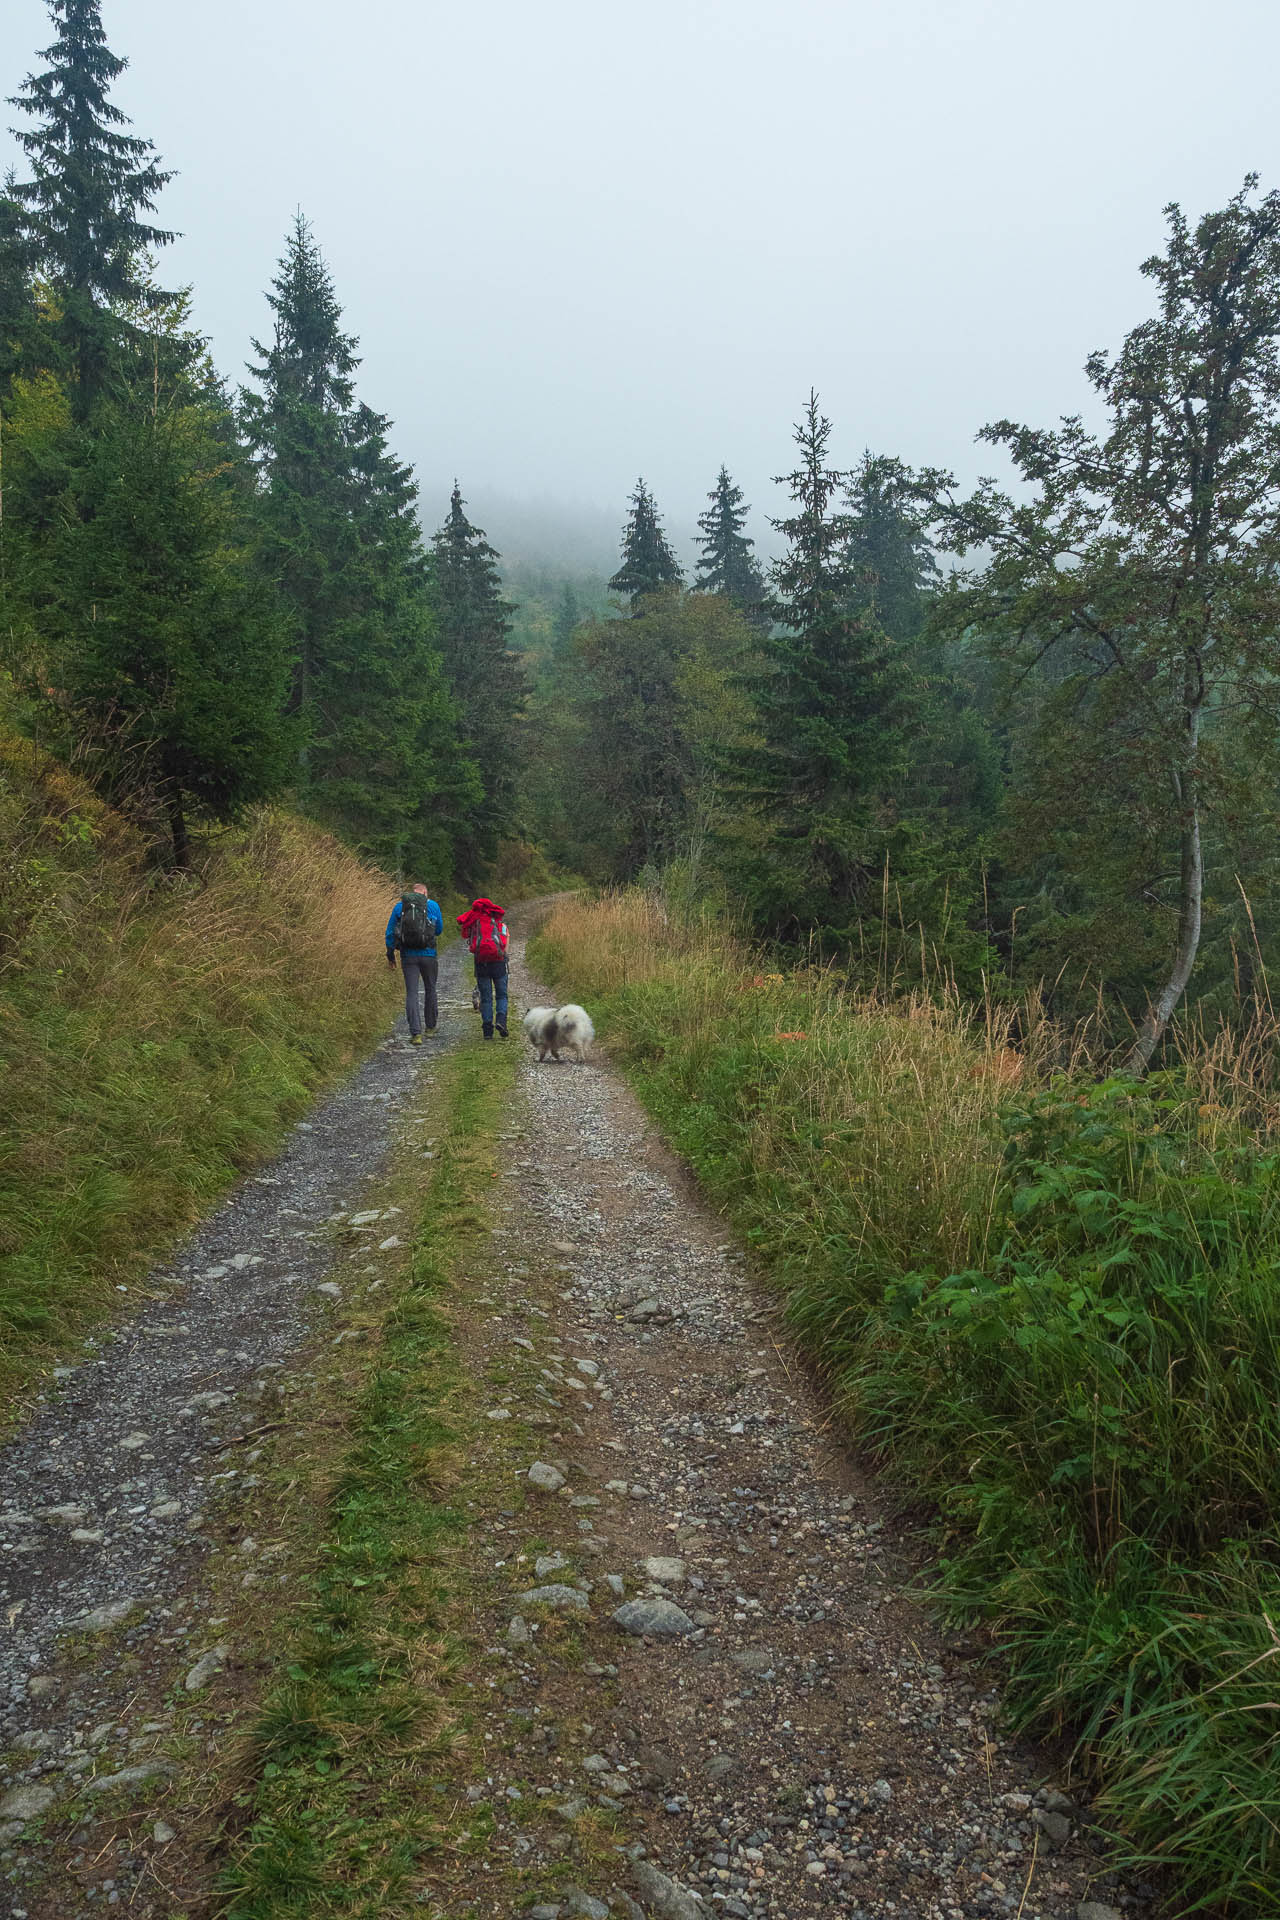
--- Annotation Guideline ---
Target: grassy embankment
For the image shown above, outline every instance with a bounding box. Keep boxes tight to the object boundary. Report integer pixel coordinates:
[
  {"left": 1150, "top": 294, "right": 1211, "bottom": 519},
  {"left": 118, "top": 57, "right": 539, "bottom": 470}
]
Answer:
[
  {"left": 0, "top": 728, "right": 401, "bottom": 1408},
  {"left": 532, "top": 891, "right": 1280, "bottom": 1915}
]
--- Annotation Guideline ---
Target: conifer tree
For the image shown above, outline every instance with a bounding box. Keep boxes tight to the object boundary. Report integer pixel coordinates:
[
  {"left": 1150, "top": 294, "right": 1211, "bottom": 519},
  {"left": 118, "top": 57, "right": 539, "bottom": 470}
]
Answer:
[
  {"left": 751, "top": 393, "right": 908, "bottom": 932},
  {"left": 608, "top": 478, "right": 683, "bottom": 601},
  {"left": 0, "top": 174, "right": 40, "bottom": 393},
  {"left": 60, "top": 390, "right": 294, "bottom": 866},
  {"left": 694, "top": 465, "right": 765, "bottom": 619},
  {"left": 242, "top": 216, "right": 471, "bottom": 873},
  {"left": 843, "top": 452, "right": 938, "bottom": 643},
  {"left": 432, "top": 484, "right": 526, "bottom": 878},
  {"left": 8, "top": 0, "right": 175, "bottom": 415},
  {"left": 554, "top": 580, "right": 581, "bottom": 650}
]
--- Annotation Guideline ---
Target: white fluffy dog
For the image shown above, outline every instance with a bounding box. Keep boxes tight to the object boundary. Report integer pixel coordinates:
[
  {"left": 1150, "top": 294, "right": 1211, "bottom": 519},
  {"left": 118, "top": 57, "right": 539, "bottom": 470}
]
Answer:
[{"left": 522, "top": 1003, "right": 595, "bottom": 1063}]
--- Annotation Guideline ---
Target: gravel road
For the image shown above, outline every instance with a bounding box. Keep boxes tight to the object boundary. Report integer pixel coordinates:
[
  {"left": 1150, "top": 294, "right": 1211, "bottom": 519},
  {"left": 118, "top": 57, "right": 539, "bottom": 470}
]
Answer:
[
  {"left": 0, "top": 918, "right": 1144, "bottom": 1920},
  {"left": 0, "top": 938, "right": 470, "bottom": 1775}
]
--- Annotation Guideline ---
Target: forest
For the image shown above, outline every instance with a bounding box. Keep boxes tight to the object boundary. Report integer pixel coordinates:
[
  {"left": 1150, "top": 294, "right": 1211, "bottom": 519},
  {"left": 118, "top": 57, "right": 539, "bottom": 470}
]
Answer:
[
  {"left": 9, "top": 3, "right": 1280, "bottom": 1914},
  {"left": 6, "top": 2, "right": 1280, "bottom": 1075}
]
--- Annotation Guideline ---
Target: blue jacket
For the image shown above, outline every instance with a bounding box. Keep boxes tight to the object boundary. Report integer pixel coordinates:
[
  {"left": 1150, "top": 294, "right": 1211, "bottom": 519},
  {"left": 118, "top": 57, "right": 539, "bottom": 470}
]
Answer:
[{"left": 386, "top": 895, "right": 443, "bottom": 959}]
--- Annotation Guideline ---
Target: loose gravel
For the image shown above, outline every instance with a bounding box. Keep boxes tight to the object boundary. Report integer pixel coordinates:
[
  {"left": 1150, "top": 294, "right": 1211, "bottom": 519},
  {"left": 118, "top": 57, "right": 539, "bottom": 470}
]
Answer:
[{"left": 0, "top": 942, "right": 471, "bottom": 1814}]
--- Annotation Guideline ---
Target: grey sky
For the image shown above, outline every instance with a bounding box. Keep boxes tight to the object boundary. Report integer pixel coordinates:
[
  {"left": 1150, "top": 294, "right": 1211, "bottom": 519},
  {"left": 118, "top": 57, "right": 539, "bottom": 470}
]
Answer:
[{"left": 4, "top": 0, "right": 1279, "bottom": 572}]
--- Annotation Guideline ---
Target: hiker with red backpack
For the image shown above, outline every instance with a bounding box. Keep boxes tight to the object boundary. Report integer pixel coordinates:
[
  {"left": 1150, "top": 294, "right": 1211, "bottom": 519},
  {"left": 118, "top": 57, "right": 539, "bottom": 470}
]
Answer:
[
  {"left": 386, "top": 882, "right": 444, "bottom": 1045},
  {"left": 458, "top": 897, "right": 510, "bottom": 1039}
]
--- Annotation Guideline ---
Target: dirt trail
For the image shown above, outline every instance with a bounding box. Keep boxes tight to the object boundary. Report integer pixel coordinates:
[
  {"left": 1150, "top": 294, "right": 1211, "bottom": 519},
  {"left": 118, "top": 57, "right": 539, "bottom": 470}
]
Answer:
[
  {"left": 0, "top": 940, "right": 470, "bottom": 1770},
  {"left": 420, "top": 937, "right": 1135, "bottom": 1920},
  {"left": 0, "top": 917, "right": 1140, "bottom": 1920}
]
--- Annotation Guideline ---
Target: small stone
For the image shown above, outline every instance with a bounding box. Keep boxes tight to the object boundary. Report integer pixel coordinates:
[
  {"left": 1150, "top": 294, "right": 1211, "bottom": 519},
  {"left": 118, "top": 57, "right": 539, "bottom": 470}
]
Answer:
[
  {"left": 117, "top": 1431, "right": 147, "bottom": 1450},
  {"left": 606, "top": 1574, "right": 625, "bottom": 1598},
  {"left": 70, "top": 1528, "right": 104, "bottom": 1545},
  {"left": 316, "top": 1282, "right": 342, "bottom": 1299},
  {"left": 184, "top": 1644, "right": 230, "bottom": 1691},
  {"left": 0, "top": 1784, "right": 56, "bottom": 1822},
  {"left": 506, "top": 1615, "right": 531, "bottom": 1645},
  {"left": 1033, "top": 1806, "right": 1072, "bottom": 1849},
  {"left": 152, "top": 1820, "right": 176, "bottom": 1844},
  {"left": 1076, "top": 1906, "right": 1122, "bottom": 1920},
  {"left": 527, "top": 1462, "right": 566, "bottom": 1493},
  {"left": 642, "top": 1555, "right": 686, "bottom": 1586},
  {"left": 150, "top": 1500, "right": 182, "bottom": 1519},
  {"left": 628, "top": 1298, "right": 662, "bottom": 1322},
  {"left": 871, "top": 1778, "right": 893, "bottom": 1803},
  {"left": 520, "top": 1584, "right": 588, "bottom": 1612},
  {"left": 705, "top": 1752, "right": 737, "bottom": 1780},
  {"left": 613, "top": 1598, "right": 695, "bottom": 1638},
  {"left": 348, "top": 1210, "right": 383, "bottom": 1226},
  {"left": 12, "top": 1731, "right": 53, "bottom": 1753},
  {"left": 574, "top": 1359, "right": 600, "bottom": 1378},
  {"left": 486, "top": 1407, "right": 512, "bottom": 1420},
  {"left": 535, "top": 1553, "right": 568, "bottom": 1576},
  {"left": 805, "top": 1860, "right": 826, "bottom": 1877},
  {"left": 87, "top": 1760, "right": 175, "bottom": 1795},
  {"left": 40, "top": 1504, "right": 88, "bottom": 1528},
  {"left": 377, "top": 1235, "right": 402, "bottom": 1250},
  {"left": 632, "top": 1857, "right": 707, "bottom": 1918},
  {"left": 76, "top": 1598, "right": 140, "bottom": 1633},
  {"left": 564, "top": 1891, "right": 610, "bottom": 1919},
  {"left": 528, "top": 1907, "right": 562, "bottom": 1920},
  {"left": 26, "top": 1676, "right": 56, "bottom": 1699}
]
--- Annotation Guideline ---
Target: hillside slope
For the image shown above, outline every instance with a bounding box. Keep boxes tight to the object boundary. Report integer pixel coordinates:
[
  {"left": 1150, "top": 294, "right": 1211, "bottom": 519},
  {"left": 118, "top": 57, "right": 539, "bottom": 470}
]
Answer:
[{"left": 0, "top": 728, "right": 399, "bottom": 1410}]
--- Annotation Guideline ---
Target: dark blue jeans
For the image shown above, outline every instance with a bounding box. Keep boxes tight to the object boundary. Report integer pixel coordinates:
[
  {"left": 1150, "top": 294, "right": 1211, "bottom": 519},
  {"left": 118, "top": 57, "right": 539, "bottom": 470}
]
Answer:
[{"left": 474, "top": 960, "right": 508, "bottom": 1032}]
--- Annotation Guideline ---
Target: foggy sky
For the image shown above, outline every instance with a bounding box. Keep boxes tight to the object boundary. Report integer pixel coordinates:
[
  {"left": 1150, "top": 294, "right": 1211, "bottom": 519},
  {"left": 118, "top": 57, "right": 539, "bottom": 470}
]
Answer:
[{"left": 4, "top": 0, "right": 1279, "bottom": 572}]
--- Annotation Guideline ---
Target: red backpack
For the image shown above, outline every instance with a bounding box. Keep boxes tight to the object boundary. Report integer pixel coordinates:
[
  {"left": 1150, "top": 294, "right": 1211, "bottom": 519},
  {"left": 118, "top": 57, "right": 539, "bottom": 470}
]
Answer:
[{"left": 469, "top": 909, "right": 507, "bottom": 963}]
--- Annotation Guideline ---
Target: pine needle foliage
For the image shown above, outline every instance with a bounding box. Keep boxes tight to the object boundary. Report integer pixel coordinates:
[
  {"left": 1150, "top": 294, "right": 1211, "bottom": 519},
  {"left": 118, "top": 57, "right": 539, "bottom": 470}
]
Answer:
[{"left": 7, "top": 0, "right": 176, "bottom": 413}]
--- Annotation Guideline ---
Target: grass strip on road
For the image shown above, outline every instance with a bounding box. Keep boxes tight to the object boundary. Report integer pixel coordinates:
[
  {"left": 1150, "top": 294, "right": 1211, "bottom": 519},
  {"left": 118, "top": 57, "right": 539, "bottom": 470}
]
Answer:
[{"left": 216, "top": 1032, "right": 520, "bottom": 1920}]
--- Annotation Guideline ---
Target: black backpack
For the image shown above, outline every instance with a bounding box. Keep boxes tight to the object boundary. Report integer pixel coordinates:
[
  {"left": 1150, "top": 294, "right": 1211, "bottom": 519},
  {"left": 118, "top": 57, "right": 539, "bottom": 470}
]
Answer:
[{"left": 397, "top": 892, "right": 434, "bottom": 950}]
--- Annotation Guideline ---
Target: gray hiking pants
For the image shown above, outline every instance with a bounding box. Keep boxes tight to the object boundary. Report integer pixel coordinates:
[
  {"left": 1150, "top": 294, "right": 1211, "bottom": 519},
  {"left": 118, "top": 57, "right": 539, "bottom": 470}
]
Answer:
[{"left": 401, "top": 955, "right": 438, "bottom": 1035}]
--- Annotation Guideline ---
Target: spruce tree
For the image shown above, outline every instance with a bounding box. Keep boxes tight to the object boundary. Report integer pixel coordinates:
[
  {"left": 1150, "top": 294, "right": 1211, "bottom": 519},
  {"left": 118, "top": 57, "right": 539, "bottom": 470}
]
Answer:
[
  {"left": 242, "top": 216, "right": 470, "bottom": 874},
  {"left": 751, "top": 393, "right": 908, "bottom": 931},
  {"left": 0, "top": 173, "right": 40, "bottom": 393},
  {"left": 8, "top": 0, "right": 175, "bottom": 416},
  {"left": 554, "top": 580, "right": 581, "bottom": 651},
  {"left": 844, "top": 452, "right": 938, "bottom": 643},
  {"left": 59, "top": 390, "right": 294, "bottom": 866},
  {"left": 432, "top": 484, "right": 526, "bottom": 879},
  {"left": 694, "top": 465, "right": 765, "bottom": 619},
  {"left": 608, "top": 478, "right": 683, "bottom": 601}
]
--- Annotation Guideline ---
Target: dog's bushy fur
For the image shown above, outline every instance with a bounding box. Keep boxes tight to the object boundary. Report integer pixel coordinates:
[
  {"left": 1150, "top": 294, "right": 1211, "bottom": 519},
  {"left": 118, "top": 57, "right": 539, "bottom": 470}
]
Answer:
[{"left": 522, "top": 1003, "right": 595, "bottom": 1063}]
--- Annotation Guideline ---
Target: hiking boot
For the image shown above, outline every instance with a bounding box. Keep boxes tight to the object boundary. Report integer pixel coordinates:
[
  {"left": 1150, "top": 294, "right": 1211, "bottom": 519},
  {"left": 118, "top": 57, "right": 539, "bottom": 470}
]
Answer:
[
  {"left": 497, "top": 1023, "right": 508, "bottom": 1039},
  {"left": 482, "top": 1023, "right": 494, "bottom": 1040},
  {"left": 410, "top": 1033, "right": 423, "bottom": 1046}
]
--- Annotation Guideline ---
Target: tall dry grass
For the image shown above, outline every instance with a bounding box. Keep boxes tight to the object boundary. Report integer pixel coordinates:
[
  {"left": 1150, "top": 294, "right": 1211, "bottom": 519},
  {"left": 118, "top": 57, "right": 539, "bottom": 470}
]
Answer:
[{"left": 0, "top": 738, "right": 399, "bottom": 1408}]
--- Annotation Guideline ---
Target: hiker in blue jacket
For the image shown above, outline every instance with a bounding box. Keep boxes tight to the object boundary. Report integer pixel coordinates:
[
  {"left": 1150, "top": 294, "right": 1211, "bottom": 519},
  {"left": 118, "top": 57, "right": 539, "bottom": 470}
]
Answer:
[{"left": 386, "top": 883, "right": 444, "bottom": 1045}]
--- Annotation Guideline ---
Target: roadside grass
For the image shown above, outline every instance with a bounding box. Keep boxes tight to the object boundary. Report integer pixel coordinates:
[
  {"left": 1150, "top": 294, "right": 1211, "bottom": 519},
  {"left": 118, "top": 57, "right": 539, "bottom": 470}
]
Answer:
[
  {"left": 0, "top": 729, "right": 400, "bottom": 1410},
  {"left": 215, "top": 1033, "right": 523, "bottom": 1920},
  {"left": 532, "top": 890, "right": 1280, "bottom": 1914}
]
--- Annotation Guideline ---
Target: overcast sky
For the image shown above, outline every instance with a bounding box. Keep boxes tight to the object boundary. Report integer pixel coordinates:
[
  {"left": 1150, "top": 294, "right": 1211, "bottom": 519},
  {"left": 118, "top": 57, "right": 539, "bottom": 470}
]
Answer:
[{"left": 4, "top": 0, "right": 1279, "bottom": 570}]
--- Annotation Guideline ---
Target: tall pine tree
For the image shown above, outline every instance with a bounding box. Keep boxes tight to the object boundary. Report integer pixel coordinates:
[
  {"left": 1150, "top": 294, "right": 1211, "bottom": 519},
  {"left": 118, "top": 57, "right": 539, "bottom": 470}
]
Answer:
[
  {"left": 608, "top": 478, "right": 683, "bottom": 601},
  {"left": 694, "top": 465, "right": 765, "bottom": 621},
  {"left": 750, "top": 393, "right": 908, "bottom": 934},
  {"left": 432, "top": 484, "right": 526, "bottom": 881},
  {"left": 8, "top": 0, "right": 175, "bottom": 416},
  {"left": 242, "top": 216, "right": 472, "bottom": 875}
]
